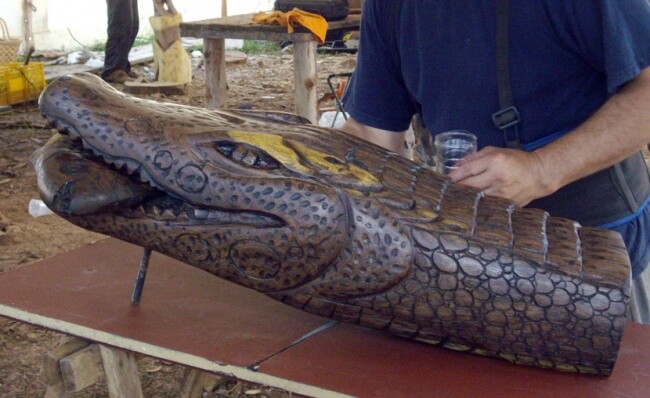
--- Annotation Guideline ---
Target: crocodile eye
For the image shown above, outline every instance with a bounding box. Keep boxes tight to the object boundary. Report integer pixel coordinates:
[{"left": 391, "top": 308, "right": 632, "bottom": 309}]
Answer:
[{"left": 215, "top": 141, "right": 281, "bottom": 169}]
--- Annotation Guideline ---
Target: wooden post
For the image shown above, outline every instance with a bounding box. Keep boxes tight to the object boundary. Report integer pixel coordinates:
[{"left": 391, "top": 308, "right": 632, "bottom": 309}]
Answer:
[
  {"left": 203, "top": 38, "right": 228, "bottom": 109},
  {"left": 293, "top": 36, "right": 318, "bottom": 124},
  {"left": 22, "top": 0, "right": 35, "bottom": 53},
  {"left": 221, "top": 0, "right": 228, "bottom": 18}
]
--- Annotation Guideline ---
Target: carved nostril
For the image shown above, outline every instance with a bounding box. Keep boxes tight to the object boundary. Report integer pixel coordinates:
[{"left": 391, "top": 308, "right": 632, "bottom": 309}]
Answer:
[{"left": 125, "top": 118, "right": 153, "bottom": 137}]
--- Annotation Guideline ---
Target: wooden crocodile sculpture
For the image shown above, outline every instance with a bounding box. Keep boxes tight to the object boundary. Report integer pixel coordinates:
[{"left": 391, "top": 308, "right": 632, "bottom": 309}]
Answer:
[{"left": 33, "top": 73, "right": 631, "bottom": 375}]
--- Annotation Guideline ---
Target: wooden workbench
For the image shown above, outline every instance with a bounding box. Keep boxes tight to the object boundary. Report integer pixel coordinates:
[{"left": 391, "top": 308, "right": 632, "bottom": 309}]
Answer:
[
  {"left": 181, "top": 13, "right": 361, "bottom": 123},
  {"left": 0, "top": 239, "right": 648, "bottom": 397}
]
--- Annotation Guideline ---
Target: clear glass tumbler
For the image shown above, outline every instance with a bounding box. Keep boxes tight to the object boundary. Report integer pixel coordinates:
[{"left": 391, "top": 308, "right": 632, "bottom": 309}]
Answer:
[{"left": 434, "top": 130, "right": 478, "bottom": 175}]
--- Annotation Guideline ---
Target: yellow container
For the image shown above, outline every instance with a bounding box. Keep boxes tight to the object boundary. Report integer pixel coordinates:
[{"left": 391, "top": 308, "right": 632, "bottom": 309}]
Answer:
[{"left": 0, "top": 62, "right": 46, "bottom": 106}]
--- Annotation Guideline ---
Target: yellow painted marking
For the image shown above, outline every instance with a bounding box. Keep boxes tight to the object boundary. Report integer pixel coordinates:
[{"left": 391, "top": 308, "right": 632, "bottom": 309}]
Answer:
[
  {"left": 227, "top": 130, "right": 382, "bottom": 189},
  {"left": 290, "top": 141, "right": 381, "bottom": 189}
]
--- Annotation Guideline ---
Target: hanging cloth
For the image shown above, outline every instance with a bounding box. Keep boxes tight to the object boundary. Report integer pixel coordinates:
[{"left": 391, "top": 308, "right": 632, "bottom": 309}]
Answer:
[{"left": 252, "top": 8, "right": 328, "bottom": 44}]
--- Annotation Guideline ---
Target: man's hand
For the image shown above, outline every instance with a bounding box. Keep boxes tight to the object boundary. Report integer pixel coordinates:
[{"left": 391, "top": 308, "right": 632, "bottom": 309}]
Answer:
[
  {"left": 153, "top": 0, "right": 177, "bottom": 16},
  {"left": 448, "top": 147, "right": 552, "bottom": 206},
  {"left": 453, "top": 66, "right": 650, "bottom": 206}
]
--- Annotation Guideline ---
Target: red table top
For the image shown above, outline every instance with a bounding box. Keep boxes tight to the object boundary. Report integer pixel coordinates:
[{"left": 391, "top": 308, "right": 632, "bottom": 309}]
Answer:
[{"left": 0, "top": 239, "right": 647, "bottom": 398}]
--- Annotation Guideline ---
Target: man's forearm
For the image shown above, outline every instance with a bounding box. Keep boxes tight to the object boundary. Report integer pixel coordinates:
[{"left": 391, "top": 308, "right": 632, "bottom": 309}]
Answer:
[
  {"left": 340, "top": 117, "right": 406, "bottom": 154},
  {"left": 535, "top": 67, "right": 650, "bottom": 196}
]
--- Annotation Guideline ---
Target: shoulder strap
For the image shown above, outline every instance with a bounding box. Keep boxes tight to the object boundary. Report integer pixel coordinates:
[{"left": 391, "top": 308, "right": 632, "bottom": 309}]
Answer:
[{"left": 492, "top": 0, "right": 522, "bottom": 149}]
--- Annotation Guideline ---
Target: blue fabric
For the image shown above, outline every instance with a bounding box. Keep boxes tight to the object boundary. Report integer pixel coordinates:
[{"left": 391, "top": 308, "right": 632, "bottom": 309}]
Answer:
[
  {"left": 521, "top": 128, "right": 571, "bottom": 152},
  {"left": 344, "top": 0, "right": 650, "bottom": 146},
  {"left": 343, "top": 0, "right": 650, "bottom": 276},
  {"left": 609, "top": 199, "right": 650, "bottom": 278}
]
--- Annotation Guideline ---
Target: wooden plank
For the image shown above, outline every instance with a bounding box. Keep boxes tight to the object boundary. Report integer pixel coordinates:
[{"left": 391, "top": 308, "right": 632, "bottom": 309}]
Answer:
[
  {"left": 180, "top": 13, "right": 361, "bottom": 40},
  {"left": 99, "top": 345, "right": 144, "bottom": 398},
  {"left": 59, "top": 344, "right": 104, "bottom": 392}
]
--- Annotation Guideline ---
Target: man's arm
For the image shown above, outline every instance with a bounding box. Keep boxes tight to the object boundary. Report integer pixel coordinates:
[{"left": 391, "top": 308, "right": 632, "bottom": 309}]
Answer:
[
  {"left": 340, "top": 117, "right": 407, "bottom": 154},
  {"left": 450, "top": 66, "right": 650, "bottom": 206}
]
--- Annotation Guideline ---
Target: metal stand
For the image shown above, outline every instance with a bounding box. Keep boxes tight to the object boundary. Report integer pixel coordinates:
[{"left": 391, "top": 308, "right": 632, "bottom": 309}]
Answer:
[{"left": 131, "top": 248, "right": 152, "bottom": 304}]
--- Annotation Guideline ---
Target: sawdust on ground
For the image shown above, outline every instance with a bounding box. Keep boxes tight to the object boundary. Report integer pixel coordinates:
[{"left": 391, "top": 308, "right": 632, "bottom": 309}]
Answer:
[{"left": 0, "top": 50, "right": 356, "bottom": 398}]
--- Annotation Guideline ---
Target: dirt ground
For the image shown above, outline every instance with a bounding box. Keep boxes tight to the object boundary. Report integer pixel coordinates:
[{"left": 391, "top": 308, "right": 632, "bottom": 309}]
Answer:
[{"left": 0, "top": 50, "right": 356, "bottom": 398}]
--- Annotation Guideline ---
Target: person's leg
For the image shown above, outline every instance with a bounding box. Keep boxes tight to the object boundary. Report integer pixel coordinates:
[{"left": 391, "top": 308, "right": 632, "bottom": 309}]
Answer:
[
  {"left": 124, "top": 0, "right": 140, "bottom": 75},
  {"left": 102, "top": 0, "right": 137, "bottom": 79}
]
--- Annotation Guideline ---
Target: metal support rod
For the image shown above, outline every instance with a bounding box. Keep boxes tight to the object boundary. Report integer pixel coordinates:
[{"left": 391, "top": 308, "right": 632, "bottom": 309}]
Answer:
[{"left": 131, "top": 248, "right": 152, "bottom": 304}]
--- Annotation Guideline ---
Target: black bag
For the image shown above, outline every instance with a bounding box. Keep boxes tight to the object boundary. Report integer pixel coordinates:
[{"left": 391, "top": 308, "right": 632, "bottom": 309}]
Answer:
[{"left": 274, "top": 0, "right": 349, "bottom": 21}]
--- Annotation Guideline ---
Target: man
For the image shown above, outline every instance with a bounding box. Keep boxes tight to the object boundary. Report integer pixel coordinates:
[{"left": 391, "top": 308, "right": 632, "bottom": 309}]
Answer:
[
  {"left": 341, "top": 0, "right": 650, "bottom": 322},
  {"left": 101, "top": 0, "right": 139, "bottom": 83}
]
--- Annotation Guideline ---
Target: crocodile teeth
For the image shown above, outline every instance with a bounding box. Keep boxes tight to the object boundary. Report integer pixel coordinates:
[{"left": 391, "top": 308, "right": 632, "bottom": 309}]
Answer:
[
  {"left": 139, "top": 172, "right": 153, "bottom": 184},
  {"left": 113, "top": 159, "right": 126, "bottom": 169},
  {"left": 194, "top": 209, "right": 209, "bottom": 219},
  {"left": 161, "top": 209, "right": 175, "bottom": 218},
  {"left": 124, "top": 161, "right": 139, "bottom": 175}
]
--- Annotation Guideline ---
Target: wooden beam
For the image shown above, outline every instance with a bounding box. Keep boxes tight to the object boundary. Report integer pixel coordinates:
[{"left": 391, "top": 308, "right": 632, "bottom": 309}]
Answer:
[
  {"left": 40, "top": 336, "right": 90, "bottom": 385},
  {"left": 59, "top": 344, "right": 104, "bottom": 392}
]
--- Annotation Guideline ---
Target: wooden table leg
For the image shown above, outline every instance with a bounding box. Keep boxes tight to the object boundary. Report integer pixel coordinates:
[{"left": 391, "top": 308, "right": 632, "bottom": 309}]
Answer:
[
  {"left": 99, "top": 345, "right": 144, "bottom": 398},
  {"left": 180, "top": 368, "right": 224, "bottom": 398},
  {"left": 203, "top": 38, "right": 227, "bottom": 109},
  {"left": 293, "top": 38, "right": 318, "bottom": 124}
]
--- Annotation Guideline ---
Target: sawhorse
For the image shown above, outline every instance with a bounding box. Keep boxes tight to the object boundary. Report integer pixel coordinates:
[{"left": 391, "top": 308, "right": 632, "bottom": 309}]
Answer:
[{"left": 41, "top": 336, "right": 219, "bottom": 397}]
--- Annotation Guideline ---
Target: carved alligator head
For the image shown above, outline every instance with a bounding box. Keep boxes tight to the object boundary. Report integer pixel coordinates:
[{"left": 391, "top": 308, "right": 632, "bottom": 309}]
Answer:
[{"left": 34, "top": 73, "right": 631, "bottom": 375}]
